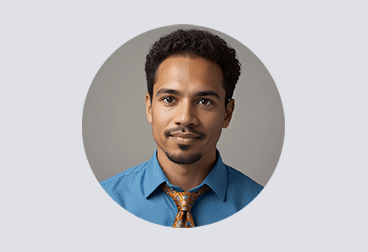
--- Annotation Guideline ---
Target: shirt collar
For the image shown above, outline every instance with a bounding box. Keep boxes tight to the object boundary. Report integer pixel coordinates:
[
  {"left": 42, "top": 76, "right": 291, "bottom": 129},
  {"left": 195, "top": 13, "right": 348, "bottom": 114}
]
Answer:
[
  {"left": 143, "top": 149, "right": 227, "bottom": 202},
  {"left": 198, "top": 150, "right": 227, "bottom": 201},
  {"left": 143, "top": 150, "right": 168, "bottom": 199}
]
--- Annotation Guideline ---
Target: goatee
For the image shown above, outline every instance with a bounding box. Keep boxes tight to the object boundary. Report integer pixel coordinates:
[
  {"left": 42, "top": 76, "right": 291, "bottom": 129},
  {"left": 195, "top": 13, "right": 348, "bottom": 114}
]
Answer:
[{"left": 158, "top": 145, "right": 203, "bottom": 164}]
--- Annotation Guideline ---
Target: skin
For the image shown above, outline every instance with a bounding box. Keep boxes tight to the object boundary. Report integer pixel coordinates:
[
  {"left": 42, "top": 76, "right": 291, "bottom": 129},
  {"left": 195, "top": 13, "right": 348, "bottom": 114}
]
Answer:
[{"left": 145, "top": 55, "right": 235, "bottom": 191}]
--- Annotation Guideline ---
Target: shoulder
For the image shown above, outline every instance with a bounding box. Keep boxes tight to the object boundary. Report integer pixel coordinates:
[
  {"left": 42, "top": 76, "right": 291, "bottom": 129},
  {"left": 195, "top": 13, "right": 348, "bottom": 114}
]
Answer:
[
  {"left": 100, "top": 161, "right": 149, "bottom": 189},
  {"left": 99, "top": 162, "right": 150, "bottom": 208},
  {"left": 226, "top": 165, "right": 264, "bottom": 194}
]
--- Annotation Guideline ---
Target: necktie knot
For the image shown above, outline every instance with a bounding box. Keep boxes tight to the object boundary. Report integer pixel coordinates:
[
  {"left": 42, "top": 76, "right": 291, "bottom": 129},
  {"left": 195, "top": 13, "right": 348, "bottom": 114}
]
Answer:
[
  {"left": 160, "top": 183, "right": 209, "bottom": 228},
  {"left": 174, "top": 193, "right": 193, "bottom": 211}
]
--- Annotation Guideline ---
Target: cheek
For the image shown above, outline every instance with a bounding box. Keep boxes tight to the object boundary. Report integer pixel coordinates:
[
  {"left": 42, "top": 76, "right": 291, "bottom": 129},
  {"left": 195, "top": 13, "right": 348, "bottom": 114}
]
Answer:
[
  {"left": 201, "top": 112, "right": 224, "bottom": 134},
  {"left": 151, "top": 108, "right": 170, "bottom": 133}
]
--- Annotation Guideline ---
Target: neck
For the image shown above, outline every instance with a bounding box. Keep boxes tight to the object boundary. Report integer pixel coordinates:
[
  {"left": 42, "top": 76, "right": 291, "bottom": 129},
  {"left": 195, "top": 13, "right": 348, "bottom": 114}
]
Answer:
[{"left": 157, "top": 147, "right": 217, "bottom": 192}]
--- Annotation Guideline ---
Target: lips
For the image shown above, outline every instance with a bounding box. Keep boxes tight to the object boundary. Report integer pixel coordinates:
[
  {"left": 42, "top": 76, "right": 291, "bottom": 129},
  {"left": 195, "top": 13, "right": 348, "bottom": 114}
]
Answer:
[
  {"left": 169, "top": 132, "right": 201, "bottom": 139},
  {"left": 169, "top": 132, "right": 202, "bottom": 145}
]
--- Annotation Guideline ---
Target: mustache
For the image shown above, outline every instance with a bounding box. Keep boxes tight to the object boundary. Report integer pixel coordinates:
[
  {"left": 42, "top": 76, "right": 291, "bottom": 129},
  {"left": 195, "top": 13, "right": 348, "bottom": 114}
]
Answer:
[{"left": 164, "top": 126, "right": 205, "bottom": 139}]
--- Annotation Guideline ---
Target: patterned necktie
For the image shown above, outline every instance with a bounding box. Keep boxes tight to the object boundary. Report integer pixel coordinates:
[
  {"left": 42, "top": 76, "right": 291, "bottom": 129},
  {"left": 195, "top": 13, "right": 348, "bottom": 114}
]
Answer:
[{"left": 160, "top": 183, "right": 210, "bottom": 228}]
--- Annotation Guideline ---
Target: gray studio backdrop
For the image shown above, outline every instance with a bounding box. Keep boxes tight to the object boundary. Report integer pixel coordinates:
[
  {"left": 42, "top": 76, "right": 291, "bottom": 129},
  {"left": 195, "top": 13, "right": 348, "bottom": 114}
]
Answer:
[{"left": 83, "top": 24, "right": 284, "bottom": 187}]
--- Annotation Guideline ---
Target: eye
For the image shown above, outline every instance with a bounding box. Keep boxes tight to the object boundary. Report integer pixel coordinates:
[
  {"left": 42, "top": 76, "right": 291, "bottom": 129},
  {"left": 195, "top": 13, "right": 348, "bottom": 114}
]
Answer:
[
  {"left": 198, "top": 98, "right": 213, "bottom": 106},
  {"left": 162, "top": 96, "right": 176, "bottom": 104}
]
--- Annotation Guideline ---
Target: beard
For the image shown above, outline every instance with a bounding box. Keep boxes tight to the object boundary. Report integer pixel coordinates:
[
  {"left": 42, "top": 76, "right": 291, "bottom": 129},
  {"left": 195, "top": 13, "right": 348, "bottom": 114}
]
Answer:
[
  {"left": 154, "top": 125, "right": 206, "bottom": 164},
  {"left": 157, "top": 144, "right": 203, "bottom": 165}
]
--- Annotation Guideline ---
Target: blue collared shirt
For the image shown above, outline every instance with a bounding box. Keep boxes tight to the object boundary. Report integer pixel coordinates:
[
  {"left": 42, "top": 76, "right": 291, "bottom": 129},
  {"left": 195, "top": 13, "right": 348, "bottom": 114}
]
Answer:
[{"left": 100, "top": 150, "right": 263, "bottom": 227}]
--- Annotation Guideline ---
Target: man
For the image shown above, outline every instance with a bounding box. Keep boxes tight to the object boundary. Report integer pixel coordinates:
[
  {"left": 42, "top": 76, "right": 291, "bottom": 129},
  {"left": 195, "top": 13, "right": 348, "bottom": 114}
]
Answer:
[{"left": 100, "top": 29, "right": 263, "bottom": 227}]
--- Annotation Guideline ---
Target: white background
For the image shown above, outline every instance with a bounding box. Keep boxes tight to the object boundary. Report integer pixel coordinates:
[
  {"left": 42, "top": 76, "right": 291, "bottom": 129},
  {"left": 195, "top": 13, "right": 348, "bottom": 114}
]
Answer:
[{"left": 1, "top": 1, "right": 367, "bottom": 251}]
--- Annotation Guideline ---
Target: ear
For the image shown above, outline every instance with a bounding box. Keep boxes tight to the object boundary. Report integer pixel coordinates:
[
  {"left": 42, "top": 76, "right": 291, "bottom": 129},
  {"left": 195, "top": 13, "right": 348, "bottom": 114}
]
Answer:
[
  {"left": 145, "top": 92, "right": 152, "bottom": 124},
  {"left": 222, "top": 99, "right": 235, "bottom": 128}
]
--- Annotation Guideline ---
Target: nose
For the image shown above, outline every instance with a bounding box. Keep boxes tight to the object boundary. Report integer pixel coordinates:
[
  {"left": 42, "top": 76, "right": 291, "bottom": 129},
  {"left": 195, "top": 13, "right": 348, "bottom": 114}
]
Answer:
[{"left": 174, "top": 100, "right": 198, "bottom": 127}]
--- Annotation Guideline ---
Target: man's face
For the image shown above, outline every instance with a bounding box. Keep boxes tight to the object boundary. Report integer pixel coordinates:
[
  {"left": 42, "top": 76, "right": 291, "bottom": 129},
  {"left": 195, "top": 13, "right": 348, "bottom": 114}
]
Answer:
[{"left": 145, "top": 55, "right": 235, "bottom": 165}]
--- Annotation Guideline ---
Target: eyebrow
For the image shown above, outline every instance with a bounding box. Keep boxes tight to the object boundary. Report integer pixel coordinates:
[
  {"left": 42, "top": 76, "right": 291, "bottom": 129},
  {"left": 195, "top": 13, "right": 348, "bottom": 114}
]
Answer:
[
  {"left": 155, "top": 88, "right": 220, "bottom": 99},
  {"left": 155, "top": 88, "right": 181, "bottom": 97},
  {"left": 196, "top": 90, "right": 220, "bottom": 99}
]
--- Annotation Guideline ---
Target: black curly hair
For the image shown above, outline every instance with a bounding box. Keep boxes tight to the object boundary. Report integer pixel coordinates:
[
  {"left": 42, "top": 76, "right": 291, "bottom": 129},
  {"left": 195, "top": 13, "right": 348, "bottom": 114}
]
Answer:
[{"left": 145, "top": 29, "right": 241, "bottom": 107}]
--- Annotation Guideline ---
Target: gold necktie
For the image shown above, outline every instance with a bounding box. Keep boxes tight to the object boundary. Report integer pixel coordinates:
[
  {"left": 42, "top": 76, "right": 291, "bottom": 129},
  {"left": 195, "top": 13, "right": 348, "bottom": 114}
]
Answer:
[{"left": 160, "top": 183, "right": 209, "bottom": 228}]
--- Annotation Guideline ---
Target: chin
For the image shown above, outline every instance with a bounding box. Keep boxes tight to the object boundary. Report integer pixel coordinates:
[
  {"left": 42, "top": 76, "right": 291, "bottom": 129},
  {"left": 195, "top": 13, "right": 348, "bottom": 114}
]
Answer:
[
  {"left": 166, "top": 152, "right": 203, "bottom": 165},
  {"left": 159, "top": 145, "right": 203, "bottom": 165},
  {"left": 177, "top": 144, "right": 191, "bottom": 151}
]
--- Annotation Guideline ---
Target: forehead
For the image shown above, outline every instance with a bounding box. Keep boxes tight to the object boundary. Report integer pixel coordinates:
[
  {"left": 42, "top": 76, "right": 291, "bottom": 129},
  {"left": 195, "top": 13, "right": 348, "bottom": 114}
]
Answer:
[{"left": 154, "top": 55, "right": 225, "bottom": 96}]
